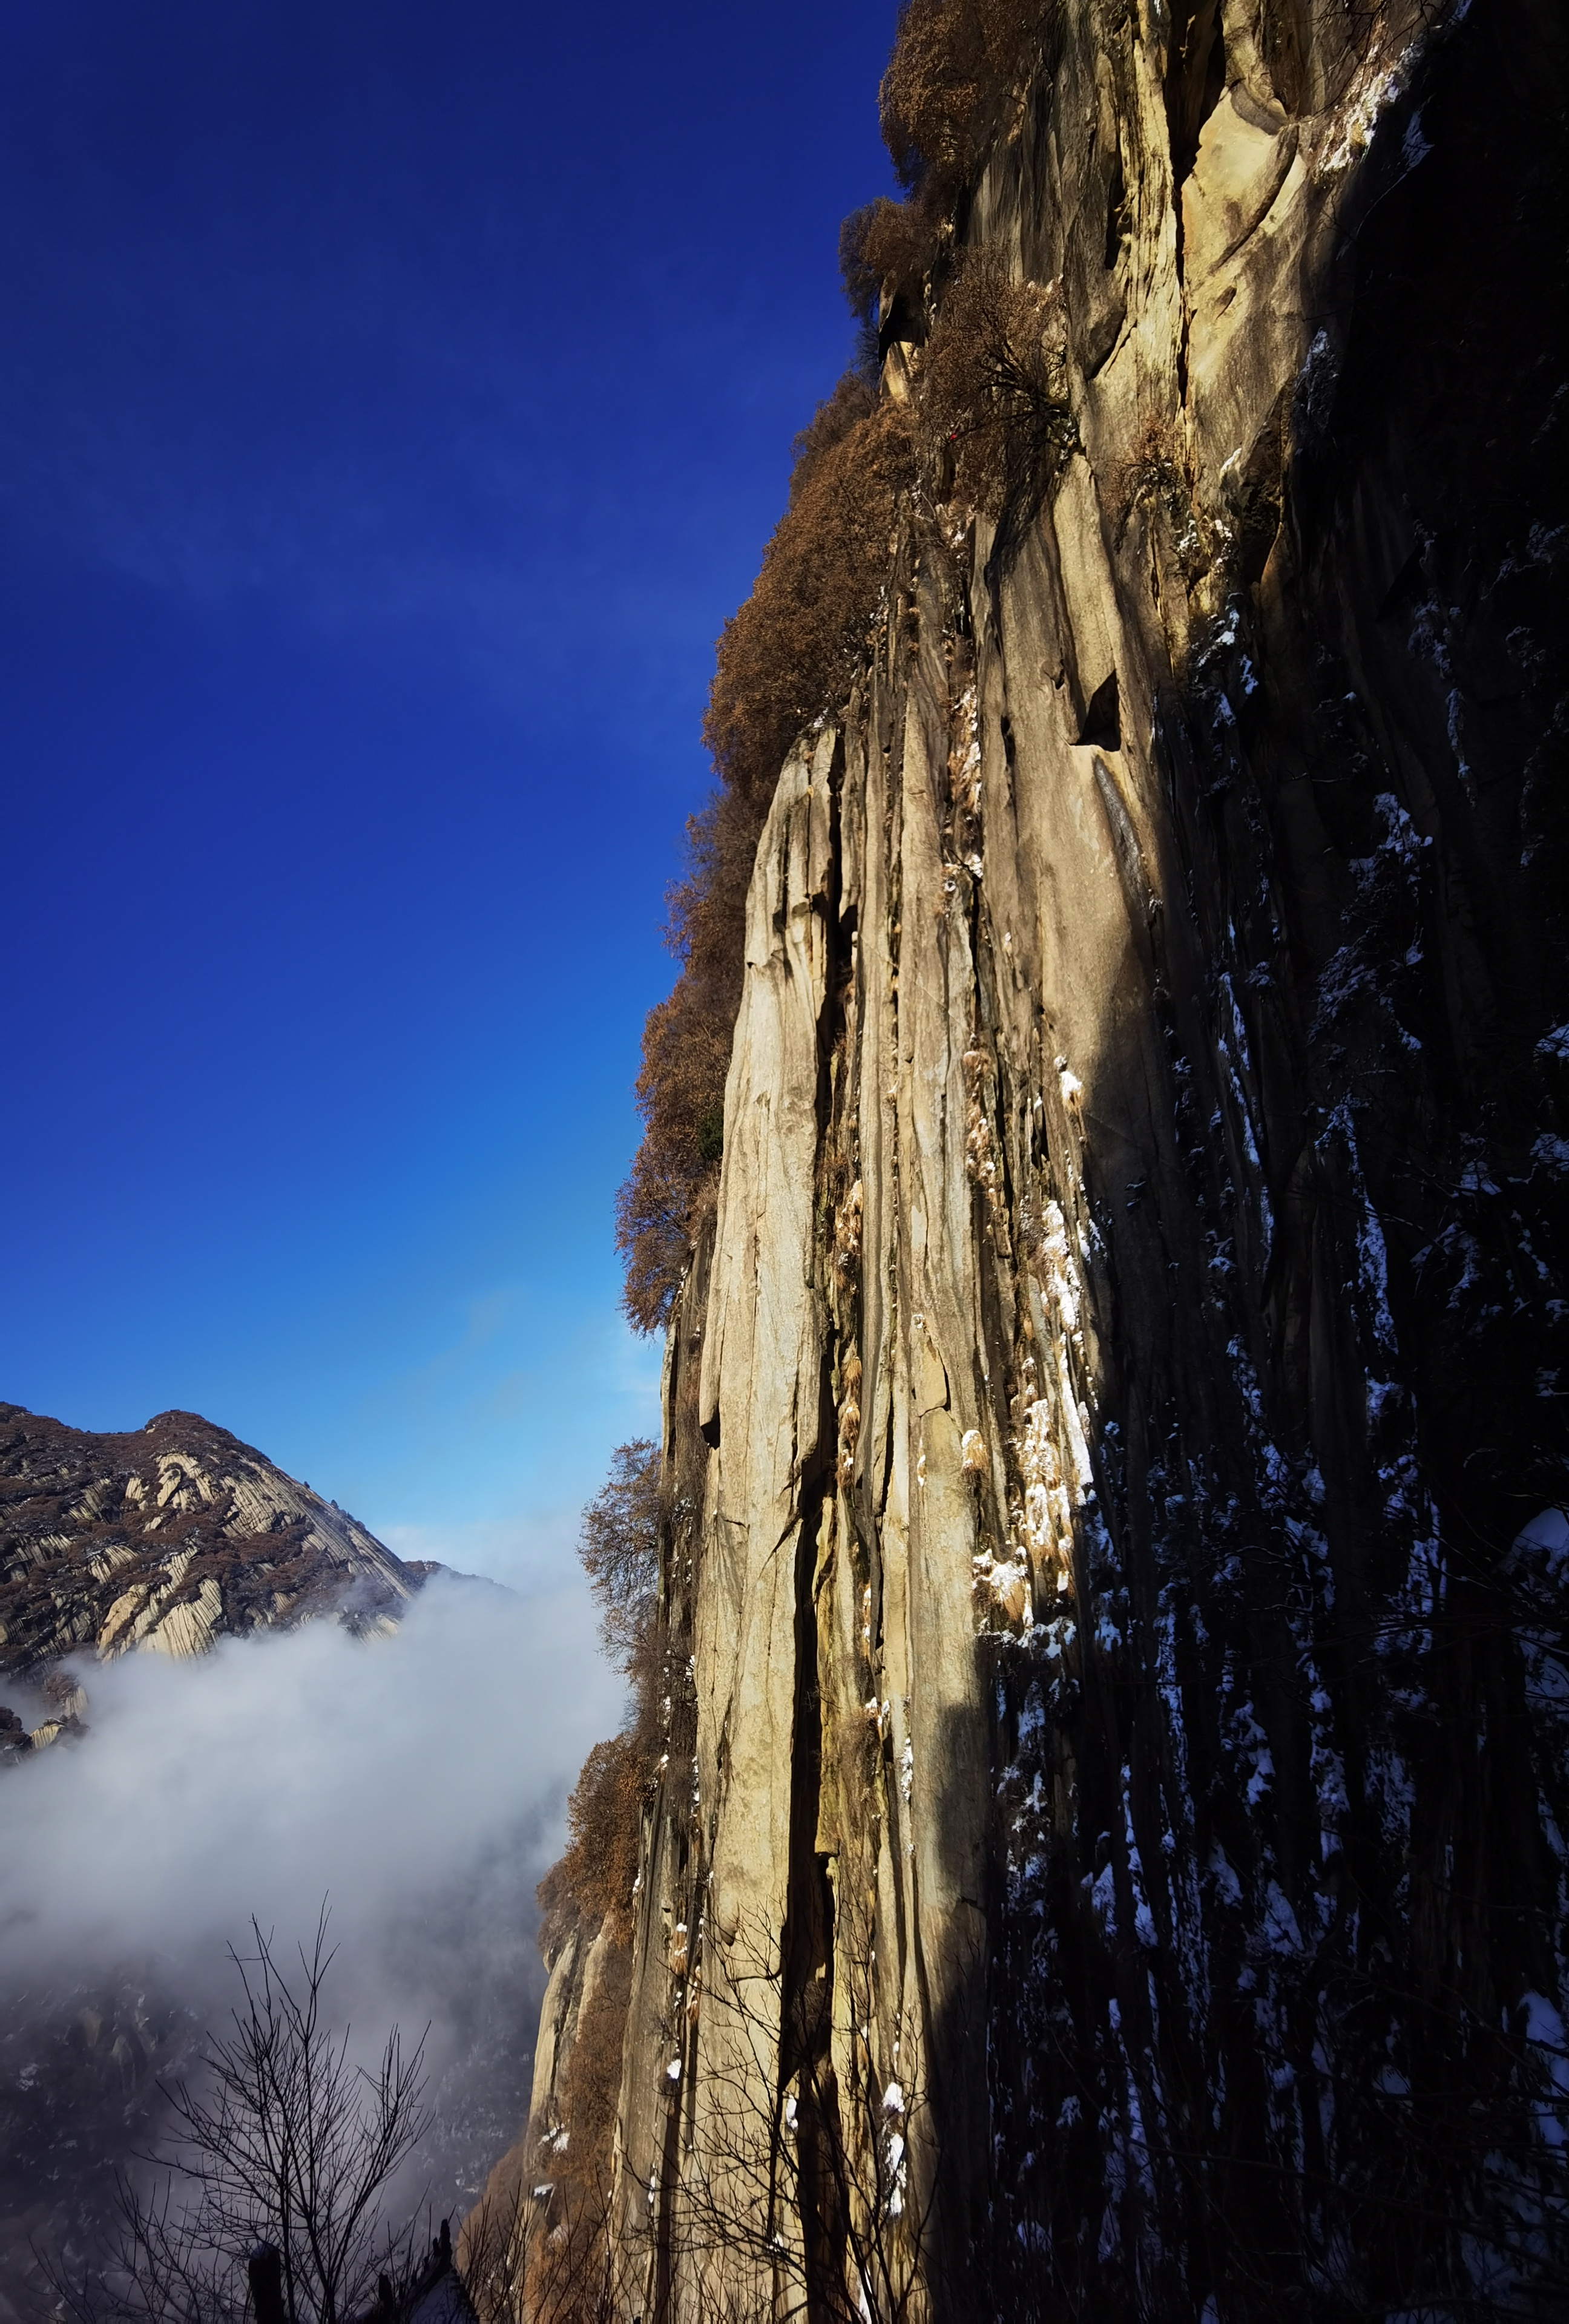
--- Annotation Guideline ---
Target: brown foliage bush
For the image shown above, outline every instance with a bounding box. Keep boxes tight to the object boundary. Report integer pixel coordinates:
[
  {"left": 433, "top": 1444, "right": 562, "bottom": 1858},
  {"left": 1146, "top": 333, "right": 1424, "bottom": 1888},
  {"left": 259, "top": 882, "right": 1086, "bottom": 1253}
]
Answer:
[
  {"left": 516, "top": 1430, "right": 671, "bottom": 2320},
  {"left": 919, "top": 249, "right": 1075, "bottom": 566},
  {"left": 615, "top": 781, "right": 761, "bottom": 1332},
  {"left": 703, "top": 376, "right": 912, "bottom": 809},
  {"left": 457, "top": 2149, "right": 527, "bottom": 2321},
  {"left": 560, "top": 1940, "right": 635, "bottom": 2186},
  {"left": 535, "top": 1434, "right": 664, "bottom": 1956},
  {"left": 618, "top": 378, "right": 913, "bottom": 1333},
  {"left": 511, "top": 1865, "right": 633, "bottom": 2324},
  {"left": 618, "top": 15, "right": 1068, "bottom": 1343},
  {"left": 536, "top": 1732, "right": 649, "bottom": 1959},
  {"left": 840, "top": 5, "right": 1061, "bottom": 359},
  {"left": 881, "top": 0, "right": 1059, "bottom": 202},
  {"left": 840, "top": 194, "right": 939, "bottom": 324}
]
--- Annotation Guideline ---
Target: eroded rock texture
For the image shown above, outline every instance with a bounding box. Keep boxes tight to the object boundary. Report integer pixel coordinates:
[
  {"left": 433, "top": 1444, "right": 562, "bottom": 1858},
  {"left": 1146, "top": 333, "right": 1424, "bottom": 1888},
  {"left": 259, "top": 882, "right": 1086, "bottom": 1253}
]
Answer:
[
  {"left": 533, "top": 0, "right": 1568, "bottom": 2313},
  {"left": 0, "top": 1402, "right": 418, "bottom": 1720}
]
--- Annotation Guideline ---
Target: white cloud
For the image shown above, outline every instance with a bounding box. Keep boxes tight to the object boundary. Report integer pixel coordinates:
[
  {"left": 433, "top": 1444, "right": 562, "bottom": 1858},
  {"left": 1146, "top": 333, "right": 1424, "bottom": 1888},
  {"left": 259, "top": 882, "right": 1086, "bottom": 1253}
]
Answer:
[
  {"left": 0, "top": 1574, "right": 625, "bottom": 2171},
  {"left": 382, "top": 1510, "right": 579, "bottom": 1592}
]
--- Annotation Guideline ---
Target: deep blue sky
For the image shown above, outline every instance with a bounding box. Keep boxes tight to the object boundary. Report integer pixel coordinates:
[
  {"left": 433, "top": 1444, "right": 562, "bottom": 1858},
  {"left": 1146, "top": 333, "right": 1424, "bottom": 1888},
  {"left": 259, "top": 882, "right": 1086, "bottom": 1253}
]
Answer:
[{"left": 0, "top": 0, "right": 898, "bottom": 1585}]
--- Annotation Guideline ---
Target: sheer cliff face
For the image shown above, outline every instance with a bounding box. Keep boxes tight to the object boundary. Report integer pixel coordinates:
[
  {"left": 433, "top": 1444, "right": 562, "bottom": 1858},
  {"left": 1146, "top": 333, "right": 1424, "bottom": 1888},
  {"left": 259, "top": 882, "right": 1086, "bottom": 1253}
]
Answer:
[{"left": 585, "top": 1, "right": 1565, "bottom": 2314}]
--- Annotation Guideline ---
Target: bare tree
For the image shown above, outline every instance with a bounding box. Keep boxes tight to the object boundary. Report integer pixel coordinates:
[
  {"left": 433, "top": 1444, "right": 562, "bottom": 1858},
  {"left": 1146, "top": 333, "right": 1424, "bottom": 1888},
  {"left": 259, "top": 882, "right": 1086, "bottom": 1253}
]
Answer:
[
  {"left": 652, "top": 1908, "right": 939, "bottom": 2324},
  {"left": 577, "top": 1439, "right": 662, "bottom": 1682},
  {"left": 39, "top": 1906, "right": 432, "bottom": 2324}
]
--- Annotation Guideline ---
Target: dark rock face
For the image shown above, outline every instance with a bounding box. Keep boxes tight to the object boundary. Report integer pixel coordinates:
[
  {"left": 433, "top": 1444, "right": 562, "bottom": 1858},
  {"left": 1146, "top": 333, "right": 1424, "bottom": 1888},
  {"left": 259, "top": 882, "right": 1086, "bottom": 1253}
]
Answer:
[
  {"left": 0, "top": 1402, "right": 419, "bottom": 1698},
  {"left": 0, "top": 1977, "right": 205, "bottom": 2324},
  {"left": 964, "top": 8, "right": 1569, "bottom": 2313},
  {"left": 579, "top": 2, "right": 1569, "bottom": 2317}
]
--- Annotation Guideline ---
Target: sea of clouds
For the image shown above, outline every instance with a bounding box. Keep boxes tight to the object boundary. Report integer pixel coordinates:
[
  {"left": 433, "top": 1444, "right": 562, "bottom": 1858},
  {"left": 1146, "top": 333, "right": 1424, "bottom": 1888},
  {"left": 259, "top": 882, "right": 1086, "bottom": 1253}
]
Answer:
[{"left": 0, "top": 1569, "right": 625, "bottom": 2221}]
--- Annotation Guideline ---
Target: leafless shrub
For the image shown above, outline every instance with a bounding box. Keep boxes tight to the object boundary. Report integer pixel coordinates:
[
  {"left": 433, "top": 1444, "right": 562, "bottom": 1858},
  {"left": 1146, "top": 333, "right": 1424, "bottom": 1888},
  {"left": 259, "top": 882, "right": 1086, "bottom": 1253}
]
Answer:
[
  {"left": 614, "top": 1118, "right": 708, "bottom": 1340},
  {"left": 617, "top": 382, "right": 913, "bottom": 1333},
  {"left": 881, "top": 0, "right": 1059, "bottom": 202},
  {"left": 1110, "top": 415, "right": 1189, "bottom": 528},
  {"left": 920, "top": 249, "right": 1076, "bottom": 568},
  {"left": 577, "top": 1439, "right": 661, "bottom": 1687},
  {"left": 1108, "top": 414, "right": 1214, "bottom": 592},
  {"left": 38, "top": 1908, "right": 430, "bottom": 2323}
]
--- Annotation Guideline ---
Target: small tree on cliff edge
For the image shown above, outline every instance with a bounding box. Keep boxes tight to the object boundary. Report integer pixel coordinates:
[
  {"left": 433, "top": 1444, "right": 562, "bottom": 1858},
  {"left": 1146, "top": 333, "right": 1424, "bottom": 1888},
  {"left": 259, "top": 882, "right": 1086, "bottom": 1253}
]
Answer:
[{"left": 577, "top": 1437, "right": 661, "bottom": 1701}]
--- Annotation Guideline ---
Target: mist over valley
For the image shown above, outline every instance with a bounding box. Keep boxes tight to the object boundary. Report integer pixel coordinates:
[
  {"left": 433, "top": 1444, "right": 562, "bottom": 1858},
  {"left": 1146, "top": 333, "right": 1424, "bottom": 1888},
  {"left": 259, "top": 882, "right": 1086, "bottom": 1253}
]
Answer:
[{"left": 0, "top": 1409, "right": 621, "bottom": 2314}]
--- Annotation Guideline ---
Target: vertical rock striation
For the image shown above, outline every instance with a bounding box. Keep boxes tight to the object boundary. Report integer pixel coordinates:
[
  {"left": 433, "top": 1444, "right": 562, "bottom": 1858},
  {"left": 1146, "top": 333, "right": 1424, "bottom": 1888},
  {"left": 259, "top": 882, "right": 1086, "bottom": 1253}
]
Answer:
[{"left": 532, "top": 1, "right": 1568, "bottom": 2313}]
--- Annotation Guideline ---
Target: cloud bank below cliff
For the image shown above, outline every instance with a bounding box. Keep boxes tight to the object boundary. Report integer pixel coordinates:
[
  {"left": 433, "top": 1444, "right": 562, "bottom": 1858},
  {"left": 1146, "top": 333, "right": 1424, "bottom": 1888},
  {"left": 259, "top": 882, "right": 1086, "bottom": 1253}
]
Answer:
[{"left": 0, "top": 1572, "right": 624, "bottom": 2196}]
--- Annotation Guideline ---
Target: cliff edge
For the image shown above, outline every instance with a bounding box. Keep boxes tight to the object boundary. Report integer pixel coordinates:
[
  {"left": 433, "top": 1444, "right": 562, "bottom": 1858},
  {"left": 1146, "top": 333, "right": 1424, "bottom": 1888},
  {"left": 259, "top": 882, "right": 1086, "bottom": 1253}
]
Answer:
[{"left": 518, "top": 0, "right": 1567, "bottom": 2314}]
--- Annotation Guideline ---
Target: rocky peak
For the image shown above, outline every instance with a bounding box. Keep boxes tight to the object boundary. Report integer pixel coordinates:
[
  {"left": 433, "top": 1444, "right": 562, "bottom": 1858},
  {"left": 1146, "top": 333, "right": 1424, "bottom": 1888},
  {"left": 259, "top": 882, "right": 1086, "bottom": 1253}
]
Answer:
[{"left": 0, "top": 1402, "right": 420, "bottom": 1742}]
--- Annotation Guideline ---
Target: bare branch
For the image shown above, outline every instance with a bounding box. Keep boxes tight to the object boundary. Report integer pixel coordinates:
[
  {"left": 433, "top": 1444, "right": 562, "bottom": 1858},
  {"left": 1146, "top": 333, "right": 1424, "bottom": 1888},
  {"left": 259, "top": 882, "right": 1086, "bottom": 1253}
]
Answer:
[{"left": 41, "top": 1904, "right": 433, "bottom": 2324}]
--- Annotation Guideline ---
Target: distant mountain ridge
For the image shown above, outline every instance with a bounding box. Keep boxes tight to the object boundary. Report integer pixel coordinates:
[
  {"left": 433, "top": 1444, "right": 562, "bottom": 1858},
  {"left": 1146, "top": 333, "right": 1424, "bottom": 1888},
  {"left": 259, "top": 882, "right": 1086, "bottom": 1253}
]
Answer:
[
  {"left": 0, "top": 1402, "right": 421, "bottom": 1706},
  {"left": 0, "top": 1403, "right": 524, "bottom": 2315}
]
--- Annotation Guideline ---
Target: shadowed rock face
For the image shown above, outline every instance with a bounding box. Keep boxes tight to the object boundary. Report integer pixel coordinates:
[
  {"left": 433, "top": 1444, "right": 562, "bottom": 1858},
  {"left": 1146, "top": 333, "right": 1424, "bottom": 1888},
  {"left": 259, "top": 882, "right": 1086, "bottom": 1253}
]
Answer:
[
  {"left": 0, "top": 1976, "right": 206, "bottom": 2324},
  {"left": 526, "top": 0, "right": 1567, "bottom": 2316},
  {"left": 0, "top": 1402, "right": 419, "bottom": 1722}
]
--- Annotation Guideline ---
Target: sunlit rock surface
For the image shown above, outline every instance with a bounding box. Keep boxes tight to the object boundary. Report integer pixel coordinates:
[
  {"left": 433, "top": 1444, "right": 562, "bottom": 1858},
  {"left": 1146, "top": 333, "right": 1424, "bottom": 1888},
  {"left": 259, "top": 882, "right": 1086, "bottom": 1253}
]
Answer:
[
  {"left": 0, "top": 1401, "right": 421, "bottom": 1740},
  {"left": 531, "top": 0, "right": 1567, "bottom": 2314}
]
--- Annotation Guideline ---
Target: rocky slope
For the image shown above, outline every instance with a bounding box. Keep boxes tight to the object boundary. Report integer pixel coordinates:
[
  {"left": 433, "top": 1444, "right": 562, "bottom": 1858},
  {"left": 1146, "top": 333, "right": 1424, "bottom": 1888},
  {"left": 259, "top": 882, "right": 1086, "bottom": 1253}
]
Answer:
[
  {"left": 518, "top": 0, "right": 1568, "bottom": 2316},
  {"left": 0, "top": 1407, "right": 504, "bottom": 2316},
  {"left": 0, "top": 1400, "right": 423, "bottom": 1746}
]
